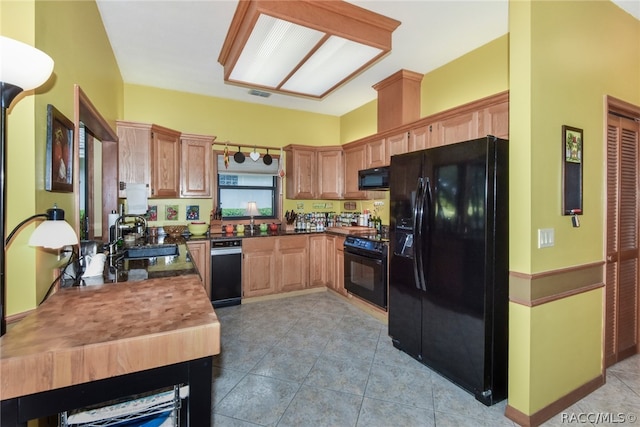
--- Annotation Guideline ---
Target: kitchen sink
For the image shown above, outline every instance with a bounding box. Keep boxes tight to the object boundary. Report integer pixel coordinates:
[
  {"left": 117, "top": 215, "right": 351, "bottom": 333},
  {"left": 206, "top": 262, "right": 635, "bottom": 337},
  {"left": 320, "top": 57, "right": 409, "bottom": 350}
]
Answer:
[{"left": 122, "top": 243, "right": 179, "bottom": 259}]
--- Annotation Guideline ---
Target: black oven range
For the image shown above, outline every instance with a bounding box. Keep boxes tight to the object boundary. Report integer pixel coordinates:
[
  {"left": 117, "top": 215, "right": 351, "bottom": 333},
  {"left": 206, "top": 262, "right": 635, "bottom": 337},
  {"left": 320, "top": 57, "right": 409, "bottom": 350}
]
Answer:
[{"left": 343, "top": 235, "right": 388, "bottom": 310}]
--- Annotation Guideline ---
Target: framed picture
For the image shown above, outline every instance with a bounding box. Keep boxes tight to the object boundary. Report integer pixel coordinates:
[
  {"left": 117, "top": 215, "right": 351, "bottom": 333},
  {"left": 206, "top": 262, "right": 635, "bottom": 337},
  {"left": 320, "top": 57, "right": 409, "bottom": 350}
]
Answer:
[
  {"left": 562, "top": 125, "right": 583, "bottom": 215},
  {"left": 46, "top": 104, "right": 74, "bottom": 192}
]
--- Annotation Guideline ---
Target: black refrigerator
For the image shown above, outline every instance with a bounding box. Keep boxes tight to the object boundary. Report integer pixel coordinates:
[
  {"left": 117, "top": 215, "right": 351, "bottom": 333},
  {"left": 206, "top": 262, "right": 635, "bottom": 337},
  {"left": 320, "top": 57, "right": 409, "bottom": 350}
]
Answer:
[{"left": 389, "top": 135, "right": 508, "bottom": 406}]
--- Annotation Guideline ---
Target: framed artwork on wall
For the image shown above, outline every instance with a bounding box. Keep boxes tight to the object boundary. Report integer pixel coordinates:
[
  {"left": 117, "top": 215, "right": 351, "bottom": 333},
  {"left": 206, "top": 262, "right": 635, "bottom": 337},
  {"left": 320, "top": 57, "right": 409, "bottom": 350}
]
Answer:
[
  {"left": 562, "top": 125, "right": 583, "bottom": 216},
  {"left": 45, "top": 104, "right": 74, "bottom": 192}
]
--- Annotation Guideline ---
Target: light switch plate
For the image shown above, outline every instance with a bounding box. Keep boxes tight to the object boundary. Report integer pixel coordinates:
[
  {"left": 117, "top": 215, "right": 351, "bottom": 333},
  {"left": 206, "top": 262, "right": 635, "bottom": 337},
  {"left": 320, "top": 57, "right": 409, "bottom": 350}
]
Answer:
[{"left": 538, "top": 228, "right": 555, "bottom": 248}]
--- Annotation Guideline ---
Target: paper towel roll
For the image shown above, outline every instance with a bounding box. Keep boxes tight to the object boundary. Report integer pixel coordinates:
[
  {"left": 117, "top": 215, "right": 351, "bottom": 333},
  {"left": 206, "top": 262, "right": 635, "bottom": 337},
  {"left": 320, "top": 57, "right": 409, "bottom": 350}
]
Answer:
[
  {"left": 126, "top": 183, "right": 148, "bottom": 215},
  {"left": 108, "top": 213, "right": 119, "bottom": 230}
]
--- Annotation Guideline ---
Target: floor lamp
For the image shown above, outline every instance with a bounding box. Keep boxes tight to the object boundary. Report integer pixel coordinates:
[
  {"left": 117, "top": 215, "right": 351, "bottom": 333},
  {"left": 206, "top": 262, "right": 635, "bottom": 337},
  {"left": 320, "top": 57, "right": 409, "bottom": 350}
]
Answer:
[{"left": 0, "top": 36, "right": 55, "bottom": 336}]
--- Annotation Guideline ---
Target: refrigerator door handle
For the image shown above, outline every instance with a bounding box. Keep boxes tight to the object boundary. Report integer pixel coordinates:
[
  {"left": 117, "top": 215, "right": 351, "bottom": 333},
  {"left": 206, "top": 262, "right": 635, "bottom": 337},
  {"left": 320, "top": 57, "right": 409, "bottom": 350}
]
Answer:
[
  {"left": 413, "top": 177, "right": 426, "bottom": 291},
  {"left": 422, "top": 177, "right": 432, "bottom": 290}
]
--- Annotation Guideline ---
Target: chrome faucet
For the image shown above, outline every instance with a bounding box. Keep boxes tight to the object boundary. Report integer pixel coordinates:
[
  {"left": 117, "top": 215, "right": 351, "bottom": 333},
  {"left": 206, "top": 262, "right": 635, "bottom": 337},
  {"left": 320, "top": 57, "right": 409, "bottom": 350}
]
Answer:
[{"left": 113, "top": 214, "right": 147, "bottom": 242}]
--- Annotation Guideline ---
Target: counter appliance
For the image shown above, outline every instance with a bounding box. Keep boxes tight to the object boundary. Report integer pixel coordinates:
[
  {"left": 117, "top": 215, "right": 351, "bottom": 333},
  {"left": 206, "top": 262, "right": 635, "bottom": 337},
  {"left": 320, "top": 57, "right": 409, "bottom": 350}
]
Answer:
[
  {"left": 389, "top": 136, "right": 508, "bottom": 405},
  {"left": 210, "top": 238, "right": 242, "bottom": 307},
  {"left": 344, "top": 235, "right": 388, "bottom": 310}
]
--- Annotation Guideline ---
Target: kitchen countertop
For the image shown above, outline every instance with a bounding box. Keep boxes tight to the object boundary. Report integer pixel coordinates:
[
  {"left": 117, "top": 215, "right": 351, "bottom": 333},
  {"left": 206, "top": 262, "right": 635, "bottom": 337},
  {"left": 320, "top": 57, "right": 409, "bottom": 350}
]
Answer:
[
  {"left": 0, "top": 275, "right": 220, "bottom": 400},
  {"left": 208, "top": 226, "right": 383, "bottom": 240}
]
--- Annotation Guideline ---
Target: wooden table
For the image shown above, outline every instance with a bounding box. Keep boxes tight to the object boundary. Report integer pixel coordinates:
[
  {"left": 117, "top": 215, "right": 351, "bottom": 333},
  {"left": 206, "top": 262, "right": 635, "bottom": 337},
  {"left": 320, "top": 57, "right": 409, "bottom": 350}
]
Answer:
[{"left": 0, "top": 275, "right": 220, "bottom": 426}]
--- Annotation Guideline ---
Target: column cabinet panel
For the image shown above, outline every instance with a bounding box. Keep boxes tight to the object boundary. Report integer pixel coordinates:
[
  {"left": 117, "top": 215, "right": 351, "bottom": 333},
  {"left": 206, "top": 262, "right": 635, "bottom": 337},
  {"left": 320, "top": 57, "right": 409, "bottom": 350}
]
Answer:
[
  {"left": 277, "top": 235, "right": 309, "bottom": 293},
  {"left": 243, "top": 238, "right": 277, "bottom": 298},
  {"left": 186, "top": 240, "right": 210, "bottom": 297},
  {"left": 309, "top": 235, "right": 327, "bottom": 287},
  {"left": 343, "top": 144, "right": 367, "bottom": 199},
  {"left": 181, "top": 134, "right": 214, "bottom": 198},
  {"left": 335, "top": 236, "right": 346, "bottom": 295}
]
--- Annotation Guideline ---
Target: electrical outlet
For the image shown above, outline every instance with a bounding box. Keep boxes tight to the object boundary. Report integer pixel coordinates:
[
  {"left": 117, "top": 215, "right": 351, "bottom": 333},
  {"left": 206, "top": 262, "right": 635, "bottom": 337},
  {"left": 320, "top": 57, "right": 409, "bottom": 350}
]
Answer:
[
  {"left": 538, "top": 228, "right": 555, "bottom": 248},
  {"left": 373, "top": 201, "right": 384, "bottom": 207}
]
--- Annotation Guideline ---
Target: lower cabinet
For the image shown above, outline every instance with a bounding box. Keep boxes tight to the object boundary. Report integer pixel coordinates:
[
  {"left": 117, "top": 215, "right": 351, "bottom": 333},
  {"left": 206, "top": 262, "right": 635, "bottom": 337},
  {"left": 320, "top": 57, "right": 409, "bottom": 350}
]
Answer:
[
  {"left": 277, "top": 235, "right": 309, "bottom": 293},
  {"left": 186, "top": 240, "right": 211, "bottom": 298},
  {"left": 334, "top": 236, "right": 345, "bottom": 295},
  {"left": 241, "top": 234, "right": 346, "bottom": 299},
  {"left": 242, "top": 238, "right": 277, "bottom": 298}
]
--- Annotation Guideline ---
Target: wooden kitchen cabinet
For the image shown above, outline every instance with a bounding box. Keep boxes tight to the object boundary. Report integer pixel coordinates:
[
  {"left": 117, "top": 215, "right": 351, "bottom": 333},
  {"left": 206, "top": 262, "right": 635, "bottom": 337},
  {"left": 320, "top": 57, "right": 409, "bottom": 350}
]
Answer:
[
  {"left": 285, "top": 146, "right": 316, "bottom": 199},
  {"left": 386, "top": 131, "right": 409, "bottom": 160},
  {"left": 479, "top": 101, "right": 509, "bottom": 140},
  {"left": 309, "top": 235, "right": 327, "bottom": 287},
  {"left": 334, "top": 236, "right": 346, "bottom": 295},
  {"left": 117, "top": 121, "right": 181, "bottom": 198},
  {"left": 325, "top": 235, "right": 336, "bottom": 290},
  {"left": 409, "top": 124, "right": 435, "bottom": 152},
  {"left": 316, "top": 148, "right": 343, "bottom": 199},
  {"left": 436, "top": 111, "right": 480, "bottom": 146},
  {"left": 186, "top": 240, "right": 211, "bottom": 297},
  {"left": 242, "top": 238, "right": 277, "bottom": 298},
  {"left": 180, "top": 133, "right": 215, "bottom": 198},
  {"left": 343, "top": 144, "right": 367, "bottom": 199},
  {"left": 276, "top": 235, "right": 309, "bottom": 293},
  {"left": 285, "top": 145, "right": 343, "bottom": 199},
  {"left": 366, "top": 137, "right": 387, "bottom": 168}
]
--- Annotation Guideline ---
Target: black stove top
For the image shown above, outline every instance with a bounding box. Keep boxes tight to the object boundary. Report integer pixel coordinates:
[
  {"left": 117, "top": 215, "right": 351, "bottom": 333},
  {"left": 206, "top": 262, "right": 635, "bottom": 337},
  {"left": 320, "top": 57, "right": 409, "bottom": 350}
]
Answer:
[{"left": 344, "top": 235, "right": 388, "bottom": 256}]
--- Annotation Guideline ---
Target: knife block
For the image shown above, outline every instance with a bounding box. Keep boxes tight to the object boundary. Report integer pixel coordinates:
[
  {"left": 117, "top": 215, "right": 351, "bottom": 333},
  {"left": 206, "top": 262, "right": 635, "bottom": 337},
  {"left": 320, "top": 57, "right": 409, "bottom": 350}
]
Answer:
[{"left": 209, "top": 220, "right": 223, "bottom": 234}]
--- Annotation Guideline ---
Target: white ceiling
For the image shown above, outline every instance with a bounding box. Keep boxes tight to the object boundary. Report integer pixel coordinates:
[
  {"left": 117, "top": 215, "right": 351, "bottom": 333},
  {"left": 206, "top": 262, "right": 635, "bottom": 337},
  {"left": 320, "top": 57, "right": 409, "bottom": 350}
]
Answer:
[{"left": 96, "top": 0, "right": 640, "bottom": 117}]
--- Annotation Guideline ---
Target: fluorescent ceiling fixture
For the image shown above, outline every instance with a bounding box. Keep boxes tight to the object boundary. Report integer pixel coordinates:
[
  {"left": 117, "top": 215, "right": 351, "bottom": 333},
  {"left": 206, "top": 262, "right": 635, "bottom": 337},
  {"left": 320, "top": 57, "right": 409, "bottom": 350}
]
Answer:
[
  {"left": 282, "top": 35, "right": 382, "bottom": 96},
  {"left": 219, "top": 0, "right": 400, "bottom": 99}
]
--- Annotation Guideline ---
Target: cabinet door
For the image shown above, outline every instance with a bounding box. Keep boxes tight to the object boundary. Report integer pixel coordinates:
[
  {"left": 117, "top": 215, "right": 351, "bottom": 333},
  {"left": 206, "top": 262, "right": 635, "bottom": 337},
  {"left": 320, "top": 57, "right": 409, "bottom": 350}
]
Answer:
[
  {"left": 409, "top": 124, "right": 435, "bottom": 152},
  {"left": 437, "top": 111, "right": 480, "bottom": 146},
  {"left": 325, "top": 235, "right": 336, "bottom": 290},
  {"left": 277, "top": 235, "right": 309, "bottom": 292},
  {"left": 366, "top": 137, "right": 387, "bottom": 168},
  {"left": 286, "top": 148, "right": 316, "bottom": 199},
  {"left": 343, "top": 145, "right": 367, "bottom": 199},
  {"left": 309, "top": 235, "right": 327, "bottom": 287},
  {"left": 186, "top": 240, "right": 210, "bottom": 297},
  {"left": 317, "top": 149, "right": 343, "bottom": 199},
  {"left": 181, "top": 135, "right": 213, "bottom": 198},
  {"left": 387, "top": 132, "right": 409, "bottom": 160},
  {"left": 117, "top": 122, "right": 152, "bottom": 198},
  {"left": 151, "top": 128, "right": 181, "bottom": 198},
  {"left": 335, "top": 236, "right": 345, "bottom": 295},
  {"left": 243, "top": 238, "right": 277, "bottom": 298},
  {"left": 480, "top": 102, "right": 509, "bottom": 139}
]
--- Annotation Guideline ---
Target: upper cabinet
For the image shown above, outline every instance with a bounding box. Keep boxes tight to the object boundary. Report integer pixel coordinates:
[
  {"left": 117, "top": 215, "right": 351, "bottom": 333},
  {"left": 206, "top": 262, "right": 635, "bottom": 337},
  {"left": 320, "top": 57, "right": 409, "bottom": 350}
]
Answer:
[
  {"left": 365, "top": 137, "right": 387, "bottom": 168},
  {"left": 343, "top": 144, "right": 367, "bottom": 199},
  {"left": 180, "top": 133, "right": 215, "bottom": 198},
  {"left": 117, "top": 121, "right": 181, "bottom": 198},
  {"left": 285, "top": 145, "right": 343, "bottom": 200}
]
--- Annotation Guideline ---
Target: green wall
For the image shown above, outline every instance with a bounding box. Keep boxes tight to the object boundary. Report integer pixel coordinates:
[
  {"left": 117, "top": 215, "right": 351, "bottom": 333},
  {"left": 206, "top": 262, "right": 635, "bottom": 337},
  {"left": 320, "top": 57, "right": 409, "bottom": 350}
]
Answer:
[
  {"left": 1, "top": 0, "right": 123, "bottom": 314},
  {"left": 508, "top": 0, "right": 640, "bottom": 417}
]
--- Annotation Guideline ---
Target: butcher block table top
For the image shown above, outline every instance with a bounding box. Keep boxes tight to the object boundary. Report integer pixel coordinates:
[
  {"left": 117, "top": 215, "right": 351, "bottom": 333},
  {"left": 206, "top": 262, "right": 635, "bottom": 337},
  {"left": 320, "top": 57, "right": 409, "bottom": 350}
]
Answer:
[{"left": 0, "top": 274, "right": 220, "bottom": 400}]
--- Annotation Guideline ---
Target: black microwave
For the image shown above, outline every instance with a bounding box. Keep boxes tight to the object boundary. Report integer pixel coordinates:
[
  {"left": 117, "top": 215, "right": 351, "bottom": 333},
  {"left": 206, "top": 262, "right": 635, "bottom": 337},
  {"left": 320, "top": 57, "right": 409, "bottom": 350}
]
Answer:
[{"left": 358, "top": 166, "right": 389, "bottom": 190}]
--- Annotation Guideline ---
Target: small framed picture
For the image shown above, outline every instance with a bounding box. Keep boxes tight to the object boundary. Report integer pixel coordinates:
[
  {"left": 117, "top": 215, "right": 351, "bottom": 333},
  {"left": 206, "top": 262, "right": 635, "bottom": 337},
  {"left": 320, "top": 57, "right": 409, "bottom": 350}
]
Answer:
[
  {"left": 562, "top": 125, "right": 583, "bottom": 215},
  {"left": 45, "top": 104, "right": 74, "bottom": 192}
]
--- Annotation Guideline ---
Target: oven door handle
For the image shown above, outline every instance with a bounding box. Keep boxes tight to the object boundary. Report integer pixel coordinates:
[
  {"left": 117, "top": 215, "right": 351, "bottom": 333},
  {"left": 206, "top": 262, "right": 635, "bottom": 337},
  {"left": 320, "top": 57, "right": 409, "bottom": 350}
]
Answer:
[
  {"left": 211, "top": 247, "right": 242, "bottom": 256},
  {"left": 345, "top": 249, "right": 384, "bottom": 264}
]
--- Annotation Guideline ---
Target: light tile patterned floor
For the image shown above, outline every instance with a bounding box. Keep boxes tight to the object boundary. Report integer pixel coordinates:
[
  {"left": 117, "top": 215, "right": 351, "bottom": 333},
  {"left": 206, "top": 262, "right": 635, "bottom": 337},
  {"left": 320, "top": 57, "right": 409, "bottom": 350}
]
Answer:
[{"left": 211, "top": 291, "right": 640, "bottom": 426}]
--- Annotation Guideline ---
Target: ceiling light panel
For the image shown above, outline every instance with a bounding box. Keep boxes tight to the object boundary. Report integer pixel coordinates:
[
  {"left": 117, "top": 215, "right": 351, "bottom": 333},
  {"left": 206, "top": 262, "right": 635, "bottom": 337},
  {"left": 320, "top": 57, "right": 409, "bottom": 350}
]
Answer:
[
  {"left": 282, "top": 35, "right": 383, "bottom": 96},
  {"left": 229, "top": 14, "right": 323, "bottom": 88}
]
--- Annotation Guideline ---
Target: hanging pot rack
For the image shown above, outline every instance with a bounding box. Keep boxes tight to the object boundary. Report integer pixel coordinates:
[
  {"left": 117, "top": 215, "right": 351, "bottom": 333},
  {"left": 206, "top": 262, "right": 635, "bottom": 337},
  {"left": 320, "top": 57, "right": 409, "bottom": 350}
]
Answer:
[{"left": 213, "top": 141, "right": 282, "bottom": 154}]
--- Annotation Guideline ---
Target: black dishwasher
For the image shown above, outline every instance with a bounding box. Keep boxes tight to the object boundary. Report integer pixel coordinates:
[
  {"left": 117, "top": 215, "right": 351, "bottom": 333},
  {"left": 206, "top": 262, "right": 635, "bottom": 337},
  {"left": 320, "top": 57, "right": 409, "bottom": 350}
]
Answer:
[{"left": 210, "top": 239, "right": 242, "bottom": 307}]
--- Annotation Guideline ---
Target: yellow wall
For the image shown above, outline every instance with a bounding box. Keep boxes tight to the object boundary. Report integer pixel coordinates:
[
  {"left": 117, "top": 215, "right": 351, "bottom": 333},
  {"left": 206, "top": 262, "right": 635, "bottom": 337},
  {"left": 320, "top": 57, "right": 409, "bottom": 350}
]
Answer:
[
  {"left": 1, "top": 0, "right": 123, "bottom": 314},
  {"left": 508, "top": 0, "right": 640, "bottom": 418},
  {"left": 123, "top": 84, "right": 340, "bottom": 148}
]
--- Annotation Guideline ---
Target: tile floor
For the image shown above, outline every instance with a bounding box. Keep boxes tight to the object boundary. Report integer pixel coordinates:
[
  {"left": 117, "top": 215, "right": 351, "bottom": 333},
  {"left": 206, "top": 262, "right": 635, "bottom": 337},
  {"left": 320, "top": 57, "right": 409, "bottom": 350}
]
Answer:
[{"left": 211, "top": 290, "right": 640, "bottom": 426}]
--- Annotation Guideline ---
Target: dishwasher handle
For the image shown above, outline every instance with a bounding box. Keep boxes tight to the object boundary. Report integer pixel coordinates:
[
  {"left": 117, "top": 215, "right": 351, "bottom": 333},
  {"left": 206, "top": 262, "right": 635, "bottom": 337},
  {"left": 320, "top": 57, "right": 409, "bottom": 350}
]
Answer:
[{"left": 211, "top": 247, "right": 242, "bottom": 256}]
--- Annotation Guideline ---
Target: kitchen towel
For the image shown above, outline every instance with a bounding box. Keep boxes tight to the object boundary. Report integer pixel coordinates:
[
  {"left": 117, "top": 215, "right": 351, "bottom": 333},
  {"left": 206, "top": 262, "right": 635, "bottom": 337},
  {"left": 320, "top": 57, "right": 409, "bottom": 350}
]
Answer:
[{"left": 126, "top": 183, "right": 148, "bottom": 215}]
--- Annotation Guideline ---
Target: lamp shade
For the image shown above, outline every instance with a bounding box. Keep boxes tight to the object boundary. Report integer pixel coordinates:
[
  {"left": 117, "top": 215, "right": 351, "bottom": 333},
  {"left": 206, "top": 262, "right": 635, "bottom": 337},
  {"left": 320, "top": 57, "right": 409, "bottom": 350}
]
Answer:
[
  {"left": 28, "top": 219, "right": 78, "bottom": 249},
  {"left": 0, "top": 36, "right": 54, "bottom": 91},
  {"left": 245, "top": 201, "right": 260, "bottom": 217}
]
